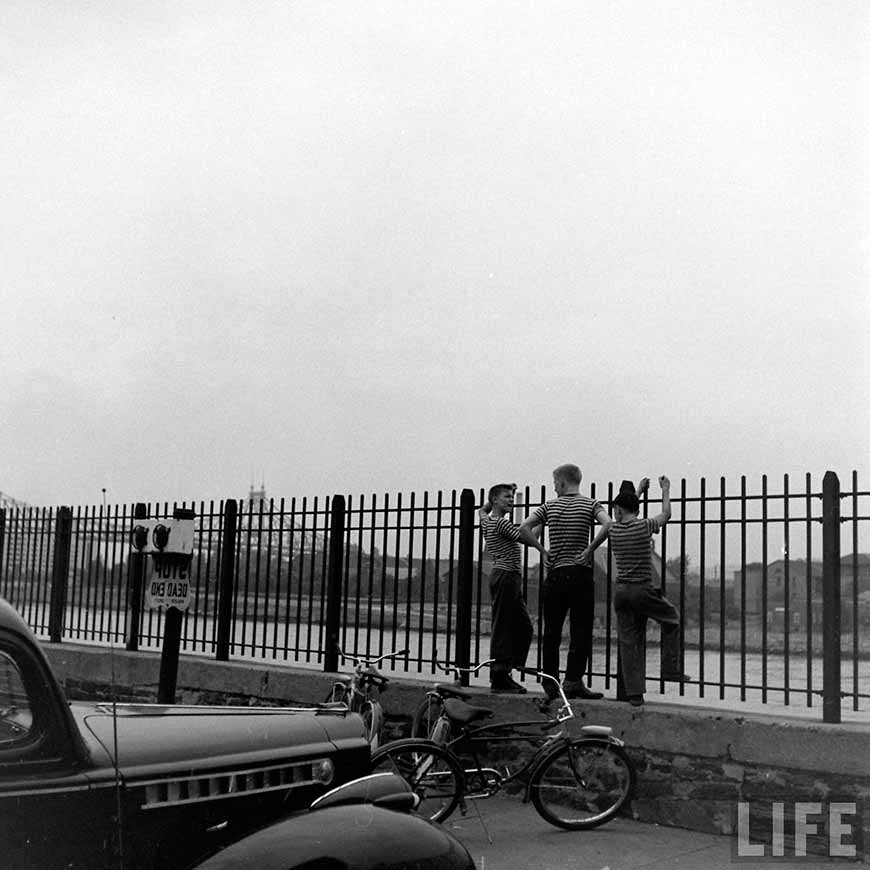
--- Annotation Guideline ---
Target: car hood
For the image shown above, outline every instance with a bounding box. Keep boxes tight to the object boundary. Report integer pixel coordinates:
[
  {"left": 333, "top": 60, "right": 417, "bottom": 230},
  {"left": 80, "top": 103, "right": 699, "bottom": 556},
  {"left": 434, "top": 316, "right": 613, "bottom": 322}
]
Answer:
[{"left": 71, "top": 701, "right": 368, "bottom": 779}]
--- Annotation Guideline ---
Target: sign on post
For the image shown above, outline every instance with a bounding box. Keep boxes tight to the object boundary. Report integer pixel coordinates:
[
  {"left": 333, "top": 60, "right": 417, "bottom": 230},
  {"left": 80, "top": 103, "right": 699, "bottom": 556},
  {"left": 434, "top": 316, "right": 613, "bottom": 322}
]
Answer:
[{"left": 146, "top": 556, "right": 193, "bottom": 611}]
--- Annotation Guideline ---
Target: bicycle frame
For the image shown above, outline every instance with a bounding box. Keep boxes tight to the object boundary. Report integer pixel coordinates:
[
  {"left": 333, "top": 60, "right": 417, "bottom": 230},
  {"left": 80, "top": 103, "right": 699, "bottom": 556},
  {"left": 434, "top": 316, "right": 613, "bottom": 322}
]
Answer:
[{"left": 428, "top": 659, "right": 625, "bottom": 805}]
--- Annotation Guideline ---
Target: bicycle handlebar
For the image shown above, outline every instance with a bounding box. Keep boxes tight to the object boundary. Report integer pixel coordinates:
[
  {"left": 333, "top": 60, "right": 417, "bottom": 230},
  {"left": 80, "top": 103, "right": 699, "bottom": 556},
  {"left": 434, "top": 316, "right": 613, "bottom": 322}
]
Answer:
[
  {"left": 335, "top": 647, "right": 409, "bottom": 668},
  {"left": 434, "top": 657, "right": 574, "bottom": 721},
  {"left": 434, "top": 658, "right": 495, "bottom": 677}
]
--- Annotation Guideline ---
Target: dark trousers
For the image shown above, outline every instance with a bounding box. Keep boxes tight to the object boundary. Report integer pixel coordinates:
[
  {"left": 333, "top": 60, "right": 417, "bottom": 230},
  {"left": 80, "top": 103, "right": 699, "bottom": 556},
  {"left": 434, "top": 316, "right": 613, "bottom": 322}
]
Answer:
[
  {"left": 489, "top": 569, "right": 533, "bottom": 676},
  {"left": 541, "top": 565, "right": 594, "bottom": 690},
  {"left": 613, "top": 582, "right": 681, "bottom": 697}
]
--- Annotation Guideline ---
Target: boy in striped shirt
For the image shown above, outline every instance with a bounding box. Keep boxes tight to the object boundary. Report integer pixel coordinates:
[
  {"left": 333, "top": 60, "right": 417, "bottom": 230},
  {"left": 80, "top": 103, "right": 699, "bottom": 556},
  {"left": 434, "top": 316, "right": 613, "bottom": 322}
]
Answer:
[
  {"left": 479, "top": 483, "right": 545, "bottom": 693},
  {"left": 519, "top": 464, "right": 611, "bottom": 702},
  {"left": 608, "top": 475, "right": 684, "bottom": 707}
]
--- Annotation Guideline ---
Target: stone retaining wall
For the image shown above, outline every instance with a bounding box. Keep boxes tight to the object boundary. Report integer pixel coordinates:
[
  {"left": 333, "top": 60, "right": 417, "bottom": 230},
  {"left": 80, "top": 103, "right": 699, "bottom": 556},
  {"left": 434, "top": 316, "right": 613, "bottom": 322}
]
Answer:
[{"left": 43, "top": 643, "right": 870, "bottom": 857}]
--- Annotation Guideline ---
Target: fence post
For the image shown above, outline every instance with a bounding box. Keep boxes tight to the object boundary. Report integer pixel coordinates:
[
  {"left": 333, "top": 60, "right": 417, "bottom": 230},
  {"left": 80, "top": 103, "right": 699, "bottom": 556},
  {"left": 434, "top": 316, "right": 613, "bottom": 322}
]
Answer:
[
  {"left": 126, "top": 503, "right": 148, "bottom": 651},
  {"left": 821, "top": 470, "right": 841, "bottom": 724},
  {"left": 216, "top": 499, "right": 238, "bottom": 661},
  {"left": 0, "top": 509, "right": 5, "bottom": 593},
  {"left": 48, "top": 507, "right": 73, "bottom": 643},
  {"left": 455, "top": 488, "right": 475, "bottom": 687},
  {"left": 324, "top": 495, "right": 346, "bottom": 673}
]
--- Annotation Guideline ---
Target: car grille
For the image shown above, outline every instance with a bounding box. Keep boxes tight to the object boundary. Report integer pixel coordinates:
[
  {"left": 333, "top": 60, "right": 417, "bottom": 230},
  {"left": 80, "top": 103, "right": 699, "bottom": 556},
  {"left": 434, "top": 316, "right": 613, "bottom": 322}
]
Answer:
[{"left": 139, "top": 758, "right": 334, "bottom": 809}]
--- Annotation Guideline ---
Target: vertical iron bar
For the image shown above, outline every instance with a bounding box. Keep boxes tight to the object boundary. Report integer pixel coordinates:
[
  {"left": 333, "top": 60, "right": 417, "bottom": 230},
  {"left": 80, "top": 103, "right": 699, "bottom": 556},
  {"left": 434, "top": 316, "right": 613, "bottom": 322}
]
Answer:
[
  {"left": 679, "top": 479, "right": 687, "bottom": 697},
  {"left": 698, "top": 478, "right": 706, "bottom": 697},
  {"left": 316, "top": 496, "right": 329, "bottom": 659},
  {"left": 215, "top": 499, "right": 238, "bottom": 661},
  {"left": 821, "top": 470, "right": 841, "bottom": 723},
  {"left": 719, "top": 477, "right": 726, "bottom": 700},
  {"left": 365, "top": 494, "right": 376, "bottom": 661},
  {"left": 324, "top": 493, "right": 346, "bottom": 673},
  {"left": 389, "top": 494, "right": 401, "bottom": 657},
  {"left": 761, "top": 475, "right": 768, "bottom": 704},
  {"left": 431, "top": 490, "right": 444, "bottom": 673},
  {"left": 455, "top": 488, "right": 475, "bottom": 685},
  {"left": 125, "top": 503, "right": 148, "bottom": 651},
  {"left": 48, "top": 507, "right": 73, "bottom": 643},
  {"left": 783, "top": 474, "right": 791, "bottom": 706},
  {"left": 380, "top": 494, "right": 390, "bottom": 649},
  {"left": 261, "top": 498, "right": 274, "bottom": 657},
  {"left": 740, "top": 477, "right": 747, "bottom": 702},
  {"left": 272, "top": 497, "right": 285, "bottom": 659},
  {"left": 805, "top": 473, "right": 814, "bottom": 707},
  {"left": 851, "top": 470, "right": 859, "bottom": 711},
  {"left": 0, "top": 508, "right": 6, "bottom": 596},
  {"left": 417, "top": 491, "right": 430, "bottom": 671},
  {"left": 405, "top": 491, "right": 415, "bottom": 661}
]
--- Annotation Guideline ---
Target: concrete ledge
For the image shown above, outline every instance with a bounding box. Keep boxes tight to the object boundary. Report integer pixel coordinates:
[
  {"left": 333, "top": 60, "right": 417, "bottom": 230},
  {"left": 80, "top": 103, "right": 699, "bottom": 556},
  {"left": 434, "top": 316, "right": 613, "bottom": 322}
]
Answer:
[{"left": 42, "top": 642, "right": 870, "bottom": 845}]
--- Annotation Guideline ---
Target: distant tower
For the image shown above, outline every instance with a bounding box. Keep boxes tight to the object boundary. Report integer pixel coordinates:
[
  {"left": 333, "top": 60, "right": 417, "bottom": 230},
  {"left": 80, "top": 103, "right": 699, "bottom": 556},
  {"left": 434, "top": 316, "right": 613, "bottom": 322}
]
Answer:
[{"left": 248, "top": 479, "right": 267, "bottom": 505}]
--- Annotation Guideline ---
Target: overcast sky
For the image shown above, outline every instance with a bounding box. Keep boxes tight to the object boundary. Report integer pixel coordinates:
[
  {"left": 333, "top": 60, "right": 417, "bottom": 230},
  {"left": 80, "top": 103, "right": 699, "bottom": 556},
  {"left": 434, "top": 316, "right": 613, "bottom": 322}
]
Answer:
[{"left": 2, "top": 1, "right": 868, "bottom": 508}]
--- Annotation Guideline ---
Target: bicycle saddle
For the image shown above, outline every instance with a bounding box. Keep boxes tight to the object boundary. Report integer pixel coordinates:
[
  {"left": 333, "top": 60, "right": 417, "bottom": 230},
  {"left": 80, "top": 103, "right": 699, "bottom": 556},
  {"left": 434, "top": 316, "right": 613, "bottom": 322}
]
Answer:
[
  {"left": 359, "top": 667, "right": 388, "bottom": 684},
  {"left": 433, "top": 683, "right": 474, "bottom": 701},
  {"left": 442, "top": 697, "right": 494, "bottom": 724}
]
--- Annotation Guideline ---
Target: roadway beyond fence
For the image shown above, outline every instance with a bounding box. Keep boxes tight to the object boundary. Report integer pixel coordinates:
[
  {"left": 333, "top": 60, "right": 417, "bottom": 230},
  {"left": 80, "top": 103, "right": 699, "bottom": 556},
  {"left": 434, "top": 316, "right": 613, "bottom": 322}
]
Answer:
[{"left": 43, "top": 640, "right": 870, "bottom": 859}]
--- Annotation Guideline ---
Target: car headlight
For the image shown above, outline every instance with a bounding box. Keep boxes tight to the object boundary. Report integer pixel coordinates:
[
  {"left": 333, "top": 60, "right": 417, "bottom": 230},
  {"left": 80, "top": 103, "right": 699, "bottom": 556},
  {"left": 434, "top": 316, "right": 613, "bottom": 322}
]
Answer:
[{"left": 314, "top": 758, "right": 335, "bottom": 786}]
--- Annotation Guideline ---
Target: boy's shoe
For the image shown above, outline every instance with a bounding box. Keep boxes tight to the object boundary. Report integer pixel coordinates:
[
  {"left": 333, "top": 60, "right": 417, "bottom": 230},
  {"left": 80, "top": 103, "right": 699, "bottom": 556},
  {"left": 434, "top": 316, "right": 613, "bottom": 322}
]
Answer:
[
  {"left": 627, "top": 694, "right": 645, "bottom": 707},
  {"left": 662, "top": 672, "right": 692, "bottom": 682},
  {"left": 490, "top": 675, "right": 527, "bottom": 694},
  {"left": 562, "top": 679, "right": 603, "bottom": 700}
]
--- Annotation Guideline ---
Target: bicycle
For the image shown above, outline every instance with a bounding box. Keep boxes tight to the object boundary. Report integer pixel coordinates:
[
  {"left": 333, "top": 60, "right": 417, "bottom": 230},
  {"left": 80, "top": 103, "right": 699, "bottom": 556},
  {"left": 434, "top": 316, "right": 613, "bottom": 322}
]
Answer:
[
  {"left": 325, "top": 647, "right": 408, "bottom": 750},
  {"left": 370, "top": 659, "right": 635, "bottom": 830}
]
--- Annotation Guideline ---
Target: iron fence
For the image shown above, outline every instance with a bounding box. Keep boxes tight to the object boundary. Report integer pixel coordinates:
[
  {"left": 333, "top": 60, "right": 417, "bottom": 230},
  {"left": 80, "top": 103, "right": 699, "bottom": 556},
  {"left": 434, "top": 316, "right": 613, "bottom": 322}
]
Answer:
[{"left": 0, "top": 471, "right": 866, "bottom": 722}]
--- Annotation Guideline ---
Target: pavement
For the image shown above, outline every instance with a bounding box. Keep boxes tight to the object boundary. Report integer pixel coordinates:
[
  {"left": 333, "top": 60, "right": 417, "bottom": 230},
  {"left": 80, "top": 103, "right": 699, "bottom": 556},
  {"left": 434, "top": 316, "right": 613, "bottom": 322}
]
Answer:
[{"left": 442, "top": 794, "right": 864, "bottom": 870}]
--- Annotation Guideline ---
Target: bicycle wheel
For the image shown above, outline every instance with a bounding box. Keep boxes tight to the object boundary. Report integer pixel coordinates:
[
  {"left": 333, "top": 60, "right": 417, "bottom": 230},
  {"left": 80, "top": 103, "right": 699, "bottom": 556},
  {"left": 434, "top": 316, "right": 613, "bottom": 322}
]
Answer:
[
  {"left": 370, "top": 739, "right": 465, "bottom": 823},
  {"left": 360, "top": 700, "right": 383, "bottom": 750},
  {"left": 411, "top": 695, "right": 444, "bottom": 739},
  {"left": 529, "top": 739, "right": 635, "bottom": 830}
]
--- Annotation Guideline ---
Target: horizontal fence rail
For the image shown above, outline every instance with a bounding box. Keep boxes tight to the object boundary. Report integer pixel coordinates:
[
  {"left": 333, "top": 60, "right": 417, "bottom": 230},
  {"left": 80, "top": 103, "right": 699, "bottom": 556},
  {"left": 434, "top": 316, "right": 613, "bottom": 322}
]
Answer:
[{"left": 0, "top": 471, "right": 867, "bottom": 723}]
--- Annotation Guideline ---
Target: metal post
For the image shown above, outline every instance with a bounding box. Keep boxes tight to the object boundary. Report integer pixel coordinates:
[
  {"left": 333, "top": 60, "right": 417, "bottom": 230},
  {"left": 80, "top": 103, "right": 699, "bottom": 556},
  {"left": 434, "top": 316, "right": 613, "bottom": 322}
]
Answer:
[
  {"left": 216, "top": 499, "right": 238, "bottom": 661},
  {"left": 48, "top": 507, "right": 73, "bottom": 643},
  {"left": 158, "top": 607, "right": 183, "bottom": 704},
  {"left": 324, "top": 495, "right": 346, "bottom": 673},
  {"left": 821, "top": 471, "right": 841, "bottom": 724},
  {"left": 455, "top": 488, "right": 475, "bottom": 686},
  {"left": 0, "top": 509, "right": 6, "bottom": 593},
  {"left": 157, "top": 508, "right": 196, "bottom": 704},
  {"left": 126, "top": 503, "right": 148, "bottom": 651}
]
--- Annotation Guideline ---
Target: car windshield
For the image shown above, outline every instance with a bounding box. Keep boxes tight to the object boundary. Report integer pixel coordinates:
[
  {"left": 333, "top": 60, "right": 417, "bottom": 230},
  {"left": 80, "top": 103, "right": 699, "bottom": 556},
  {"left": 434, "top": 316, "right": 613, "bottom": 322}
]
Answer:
[{"left": 0, "top": 650, "right": 33, "bottom": 746}]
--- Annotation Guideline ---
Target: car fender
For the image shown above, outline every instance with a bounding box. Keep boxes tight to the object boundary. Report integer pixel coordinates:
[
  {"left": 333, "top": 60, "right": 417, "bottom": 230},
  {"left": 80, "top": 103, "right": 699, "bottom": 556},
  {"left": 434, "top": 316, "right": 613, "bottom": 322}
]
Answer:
[{"left": 188, "top": 803, "right": 476, "bottom": 869}]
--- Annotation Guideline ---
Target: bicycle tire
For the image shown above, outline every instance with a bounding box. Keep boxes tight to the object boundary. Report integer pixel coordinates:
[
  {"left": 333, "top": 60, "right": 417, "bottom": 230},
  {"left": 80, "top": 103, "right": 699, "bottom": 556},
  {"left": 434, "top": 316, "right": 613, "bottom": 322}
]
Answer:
[
  {"left": 360, "top": 700, "right": 383, "bottom": 750},
  {"left": 411, "top": 695, "right": 444, "bottom": 739},
  {"left": 529, "top": 739, "right": 635, "bottom": 830},
  {"left": 370, "top": 738, "right": 465, "bottom": 824}
]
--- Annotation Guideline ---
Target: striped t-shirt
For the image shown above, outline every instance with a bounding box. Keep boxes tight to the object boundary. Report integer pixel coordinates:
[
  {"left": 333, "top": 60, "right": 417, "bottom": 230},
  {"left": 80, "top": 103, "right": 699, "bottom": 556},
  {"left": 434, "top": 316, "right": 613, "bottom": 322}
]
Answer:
[
  {"left": 531, "top": 494, "right": 606, "bottom": 570},
  {"left": 480, "top": 515, "right": 522, "bottom": 571},
  {"left": 609, "top": 517, "right": 662, "bottom": 583}
]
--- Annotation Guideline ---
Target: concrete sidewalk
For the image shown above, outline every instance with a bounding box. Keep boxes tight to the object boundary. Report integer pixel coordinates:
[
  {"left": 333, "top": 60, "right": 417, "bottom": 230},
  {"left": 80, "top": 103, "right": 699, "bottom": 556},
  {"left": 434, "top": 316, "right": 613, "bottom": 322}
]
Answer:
[{"left": 443, "top": 794, "right": 863, "bottom": 870}]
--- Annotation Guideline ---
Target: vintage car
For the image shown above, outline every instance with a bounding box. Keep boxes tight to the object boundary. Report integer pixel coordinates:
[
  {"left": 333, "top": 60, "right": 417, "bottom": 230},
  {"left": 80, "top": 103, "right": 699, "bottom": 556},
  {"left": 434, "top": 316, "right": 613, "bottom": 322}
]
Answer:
[{"left": 0, "top": 597, "right": 475, "bottom": 869}]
